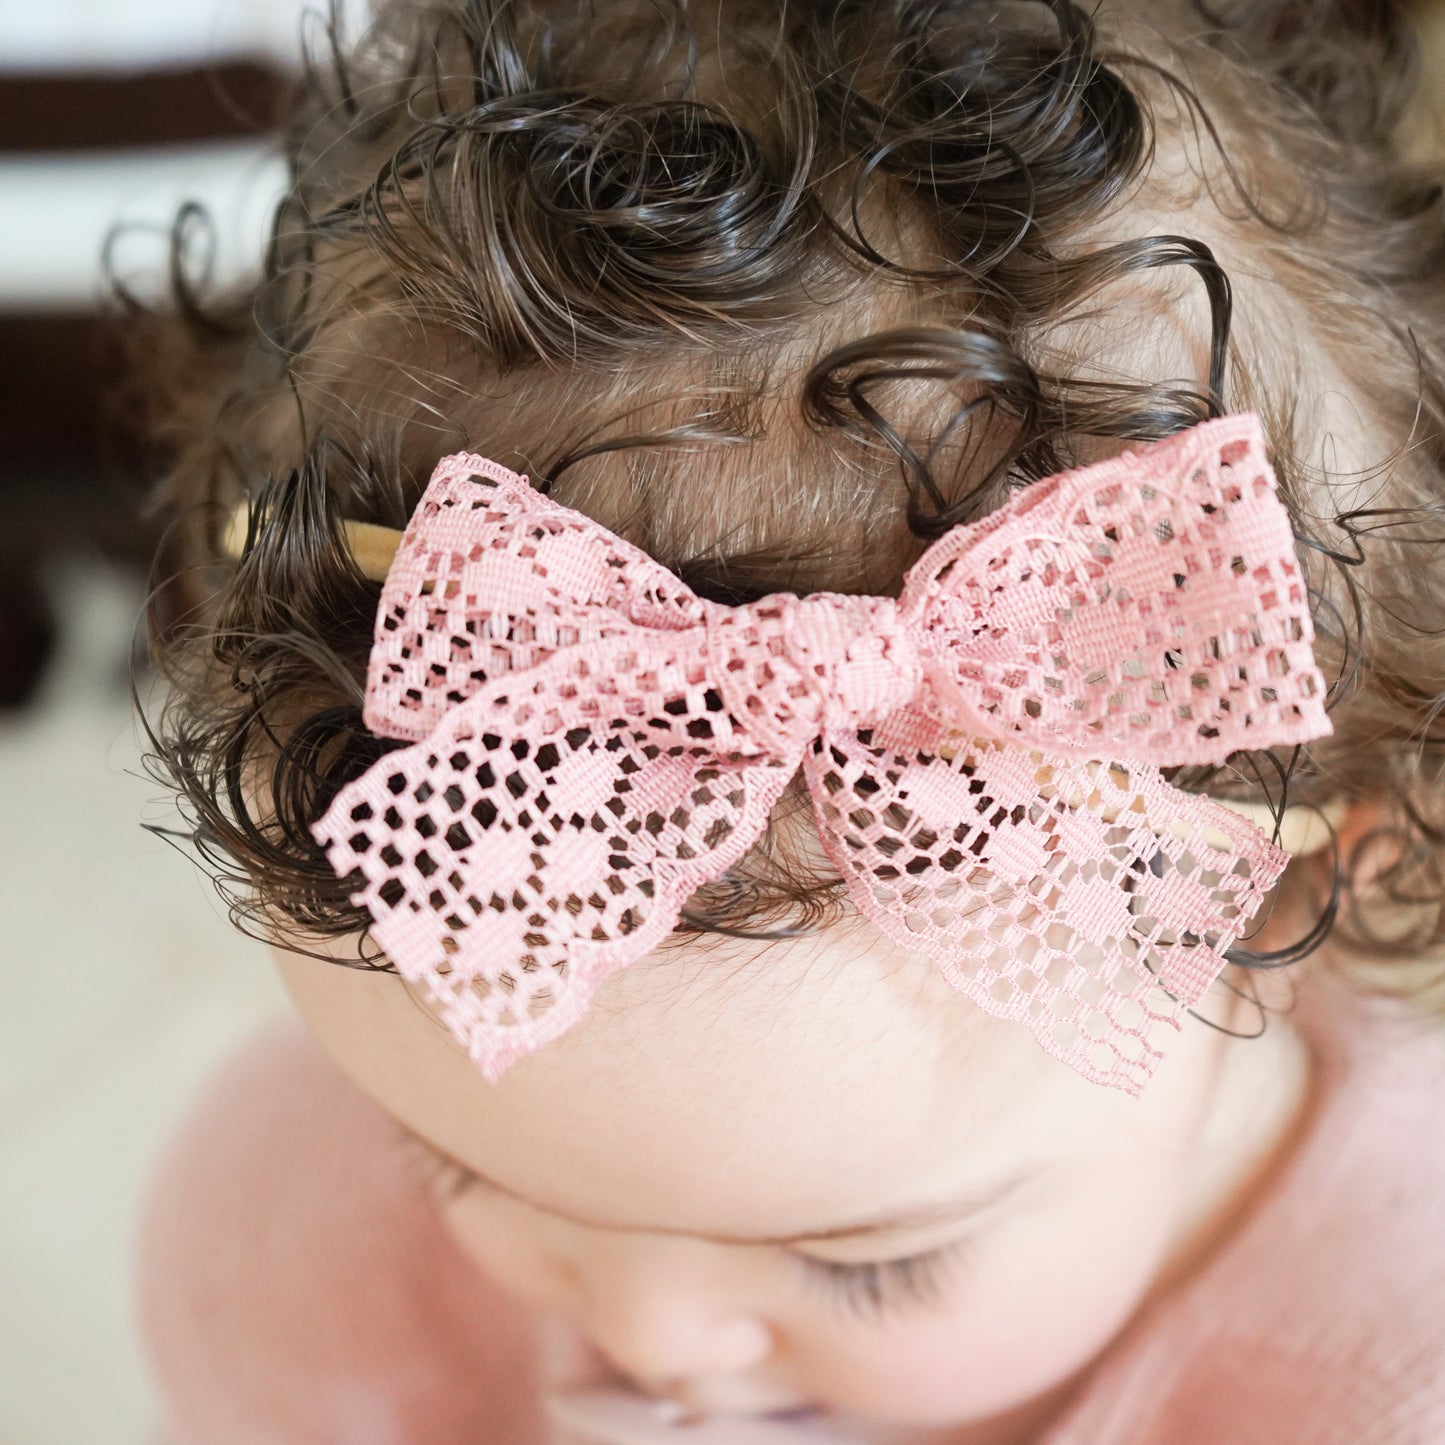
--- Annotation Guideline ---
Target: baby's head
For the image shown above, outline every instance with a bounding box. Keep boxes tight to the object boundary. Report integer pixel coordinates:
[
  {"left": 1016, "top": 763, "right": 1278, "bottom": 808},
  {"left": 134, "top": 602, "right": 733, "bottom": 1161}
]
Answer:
[{"left": 141, "top": 0, "right": 1445, "bottom": 1430}]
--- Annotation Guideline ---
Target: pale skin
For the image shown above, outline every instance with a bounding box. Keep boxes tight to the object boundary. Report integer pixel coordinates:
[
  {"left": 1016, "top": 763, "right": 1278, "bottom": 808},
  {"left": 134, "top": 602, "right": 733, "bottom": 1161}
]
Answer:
[{"left": 277, "top": 872, "right": 1322, "bottom": 1445}]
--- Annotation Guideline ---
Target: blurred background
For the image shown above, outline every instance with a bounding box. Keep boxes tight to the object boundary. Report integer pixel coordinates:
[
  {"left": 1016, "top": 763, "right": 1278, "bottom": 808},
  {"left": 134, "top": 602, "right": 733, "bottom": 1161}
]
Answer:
[
  {"left": 0, "top": 3, "right": 1443, "bottom": 1443},
  {"left": 1, "top": 4, "right": 321, "bottom": 1442}
]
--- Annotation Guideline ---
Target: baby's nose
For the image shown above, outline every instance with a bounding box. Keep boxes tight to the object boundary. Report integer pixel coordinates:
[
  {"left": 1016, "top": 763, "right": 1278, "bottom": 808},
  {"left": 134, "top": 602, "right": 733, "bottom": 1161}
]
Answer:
[{"left": 580, "top": 1275, "right": 774, "bottom": 1389}]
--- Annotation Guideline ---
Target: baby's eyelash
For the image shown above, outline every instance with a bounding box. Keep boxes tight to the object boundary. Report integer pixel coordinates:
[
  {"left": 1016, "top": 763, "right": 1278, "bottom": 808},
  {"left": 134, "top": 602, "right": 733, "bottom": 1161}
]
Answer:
[
  {"left": 792, "top": 1244, "right": 961, "bottom": 1324},
  {"left": 426, "top": 1156, "right": 479, "bottom": 1199},
  {"left": 396, "top": 1125, "right": 480, "bottom": 1201}
]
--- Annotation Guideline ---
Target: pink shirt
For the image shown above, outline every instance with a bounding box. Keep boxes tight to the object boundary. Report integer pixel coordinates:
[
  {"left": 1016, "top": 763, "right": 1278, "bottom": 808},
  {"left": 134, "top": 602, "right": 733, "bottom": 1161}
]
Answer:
[
  {"left": 138, "top": 973, "right": 1445, "bottom": 1444},
  {"left": 1039, "top": 975, "right": 1445, "bottom": 1444}
]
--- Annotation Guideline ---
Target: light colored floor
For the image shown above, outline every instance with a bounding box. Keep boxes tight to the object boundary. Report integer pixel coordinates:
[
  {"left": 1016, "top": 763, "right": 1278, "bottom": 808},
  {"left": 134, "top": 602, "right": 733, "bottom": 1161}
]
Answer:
[{"left": 0, "top": 557, "right": 288, "bottom": 1445}]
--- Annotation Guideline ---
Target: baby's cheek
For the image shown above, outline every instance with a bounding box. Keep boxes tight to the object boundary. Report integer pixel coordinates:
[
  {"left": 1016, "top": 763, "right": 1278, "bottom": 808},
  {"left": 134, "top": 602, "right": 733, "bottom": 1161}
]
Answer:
[
  {"left": 795, "top": 1208, "right": 1179, "bottom": 1425},
  {"left": 789, "top": 1316, "right": 1040, "bottom": 1426},
  {"left": 792, "top": 1302, "right": 1101, "bottom": 1427}
]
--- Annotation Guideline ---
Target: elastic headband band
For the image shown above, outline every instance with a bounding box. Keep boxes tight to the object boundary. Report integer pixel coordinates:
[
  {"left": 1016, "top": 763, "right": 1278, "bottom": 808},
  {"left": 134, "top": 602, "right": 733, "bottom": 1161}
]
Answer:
[{"left": 223, "top": 506, "right": 402, "bottom": 585}]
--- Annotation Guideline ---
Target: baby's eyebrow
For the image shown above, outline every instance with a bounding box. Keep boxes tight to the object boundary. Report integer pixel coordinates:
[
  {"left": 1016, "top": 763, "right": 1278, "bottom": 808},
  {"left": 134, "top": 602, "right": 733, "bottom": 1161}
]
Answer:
[{"left": 399, "top": 1121, "right": 1036, "bottom": 1246}]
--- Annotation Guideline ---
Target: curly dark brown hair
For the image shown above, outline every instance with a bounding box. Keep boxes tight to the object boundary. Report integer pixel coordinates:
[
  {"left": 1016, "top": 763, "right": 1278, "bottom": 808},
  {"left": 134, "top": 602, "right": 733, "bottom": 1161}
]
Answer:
[{"left": 129, "top": 0, "right": 1445, "bottom": 1006}]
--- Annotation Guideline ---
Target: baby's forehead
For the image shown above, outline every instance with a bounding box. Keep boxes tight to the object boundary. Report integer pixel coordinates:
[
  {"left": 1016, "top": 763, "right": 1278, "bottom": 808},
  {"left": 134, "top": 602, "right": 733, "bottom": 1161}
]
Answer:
[
  {"left": 286, "top": 897, "right": 1217, "bottom": 1246},
  {"left": 424, "top": 927, "right": 1057, "bottom": 1215},
  {"left": 576, "top": 920, "right": 998, "bottom": 1074}
]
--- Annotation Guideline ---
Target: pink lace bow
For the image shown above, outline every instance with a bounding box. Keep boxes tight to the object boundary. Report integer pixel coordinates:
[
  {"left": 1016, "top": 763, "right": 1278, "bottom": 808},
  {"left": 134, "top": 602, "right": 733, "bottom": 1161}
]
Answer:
[{"left": 313, "top": 414, "right": 1330, "bottom": 1093}]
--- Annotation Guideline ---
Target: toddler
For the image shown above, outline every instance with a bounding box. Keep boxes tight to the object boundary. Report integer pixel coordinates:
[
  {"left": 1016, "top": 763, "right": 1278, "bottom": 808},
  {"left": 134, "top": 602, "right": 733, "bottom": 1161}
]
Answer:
[{"left": 136, "top": 1, "right": 1445, "bottom": 1441}]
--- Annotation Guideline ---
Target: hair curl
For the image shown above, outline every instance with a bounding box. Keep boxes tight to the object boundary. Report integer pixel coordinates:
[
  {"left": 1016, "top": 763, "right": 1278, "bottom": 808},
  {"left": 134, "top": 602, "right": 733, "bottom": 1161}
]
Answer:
[{"left": 128, "top": 0, "right": 1445, "bottom": 1009}]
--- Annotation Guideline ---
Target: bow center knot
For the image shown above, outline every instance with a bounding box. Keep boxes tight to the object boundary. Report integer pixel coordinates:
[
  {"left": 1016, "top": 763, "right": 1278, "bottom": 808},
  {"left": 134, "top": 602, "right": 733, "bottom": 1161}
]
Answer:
[{"left": 704, "top": 593, "right": 922, "bottom": 752}]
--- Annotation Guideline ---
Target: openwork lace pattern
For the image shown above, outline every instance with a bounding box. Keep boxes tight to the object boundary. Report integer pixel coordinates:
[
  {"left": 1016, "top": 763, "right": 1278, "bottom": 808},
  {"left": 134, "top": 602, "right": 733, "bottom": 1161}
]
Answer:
[{"left": 313, "top": 414, "right": 1331, "bottom": 1093}]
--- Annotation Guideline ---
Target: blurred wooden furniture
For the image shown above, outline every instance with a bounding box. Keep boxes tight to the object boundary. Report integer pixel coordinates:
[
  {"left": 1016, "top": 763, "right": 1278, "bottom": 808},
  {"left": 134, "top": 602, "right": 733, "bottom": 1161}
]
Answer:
[{"left": 0, "top": 53, "right": 286, "bottom": 705}]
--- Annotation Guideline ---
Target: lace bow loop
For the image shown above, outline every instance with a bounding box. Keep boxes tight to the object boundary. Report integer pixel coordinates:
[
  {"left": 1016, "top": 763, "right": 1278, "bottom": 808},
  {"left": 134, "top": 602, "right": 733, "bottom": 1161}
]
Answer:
[
  {"left": 899, "top": 415, "right": 1325, "bottom": 765},
  {"left": 364, "top": 455, "right": 706, "bottom": 745}
]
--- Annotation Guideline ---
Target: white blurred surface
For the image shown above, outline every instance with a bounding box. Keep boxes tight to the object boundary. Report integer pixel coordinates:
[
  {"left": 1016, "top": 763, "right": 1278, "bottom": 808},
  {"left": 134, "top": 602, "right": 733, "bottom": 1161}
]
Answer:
[
  {"left": 0, "top": 0, "right": 373, "bottom": 312},
  {"left": 0, "top": 0, "right": 371, "bottom": 70},
  {"left": 0, "top": 142, "right": 289, "bottom": 311},
  {"left": 0, "top": 558, "right": 288, "bottom": 1445}
]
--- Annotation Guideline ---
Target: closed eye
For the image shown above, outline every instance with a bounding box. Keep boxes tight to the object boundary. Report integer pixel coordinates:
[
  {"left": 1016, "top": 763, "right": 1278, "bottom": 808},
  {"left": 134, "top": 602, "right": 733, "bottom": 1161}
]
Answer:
[
  {"left": 791, "top": 1242, "right": 964, "bottom": 1323},
  {"left": 403, "top": 1117, "right": 981, "bottom": 1313}
]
